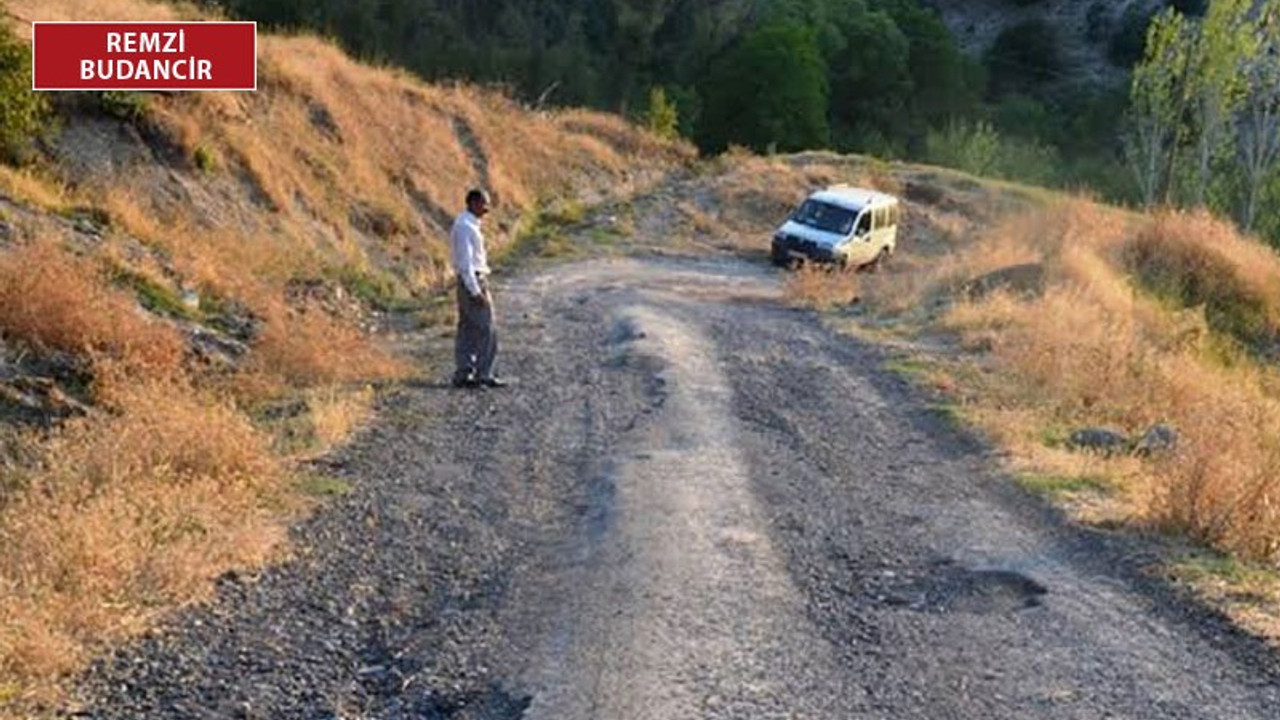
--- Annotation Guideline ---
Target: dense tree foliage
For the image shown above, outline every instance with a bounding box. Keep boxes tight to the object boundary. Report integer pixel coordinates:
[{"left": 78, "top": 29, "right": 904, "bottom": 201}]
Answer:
[{"left": 697, "top": 22, "right": 830, "bottom": 153}]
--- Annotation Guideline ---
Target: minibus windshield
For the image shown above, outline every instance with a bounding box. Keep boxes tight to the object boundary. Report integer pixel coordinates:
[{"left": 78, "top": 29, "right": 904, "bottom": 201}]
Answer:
[{"left": 791, "top": 200, "right": 857, "bottom": 235}]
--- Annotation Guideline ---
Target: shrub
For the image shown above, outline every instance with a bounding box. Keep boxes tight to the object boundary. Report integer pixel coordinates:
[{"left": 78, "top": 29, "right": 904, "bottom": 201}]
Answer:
[
  {"left": 697, "top": 23, "right": 829, "bottom": 153},
  {"left": 642, "top": 86, "right": 680, "bottom": 141},
  {"left": 0, "top": 23, "right": 52, "bottom": 163},
  {"left": 995, "top": 135, "right": 1060, "bottom": 186},
  {"left": 193, "top": 144, "right": 219, "bottom": 172},
  {"left": 993, "top": 94, "right": 1057, "bottom": 143},
  {"left": 925, "top": 120, "right": 1001, "bottom": 178},
  {"left": 100, "top": 91, "right": 151, "bottom": 122},
  {"left": 926, "top": 117, "right": 1061, "bottom": 186},
  {"left": 248, "top": 298, "right": 407, "bottom": 386},
  {"left": 1124, "top": 212, "right": 1279, "bottom": 352},
  {"left": 0, "top": 241, "right": 185, "bottom": 378}
]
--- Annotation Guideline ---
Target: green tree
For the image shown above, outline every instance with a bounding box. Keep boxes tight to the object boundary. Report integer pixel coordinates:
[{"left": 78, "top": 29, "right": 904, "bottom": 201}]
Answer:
[
  {"left": 758, "top": 0, "right": 919, "bottom": 153},
  {"left": 825, "top": 7, "right": 911, "bottom": 153},
  {"left": 1124, "top": 9, "right": 1194, "bottom": 208},
  {"left": 607, "top": 0, "right": 679, "bottom": 111},
  {"left": 642, "top": 86, "right": 680, "bottom": 139},
  {"left": 875, "top": 0, "right": 982, "bottom": 138},
  {"left": 1236, "top": 2, "right": 1280, "bottom": 231},
  {"left": 1185, "top": 0, "right": 1255, "bottom": 208},
  {"left": 0, "top": 23, "right": 51, "bottom": 164},
  {"left": 925, "top": 120, "right": 1000, "bottom": 178},
  {"left": 697, "top": 23, "right": 829, "bottom": 153}
]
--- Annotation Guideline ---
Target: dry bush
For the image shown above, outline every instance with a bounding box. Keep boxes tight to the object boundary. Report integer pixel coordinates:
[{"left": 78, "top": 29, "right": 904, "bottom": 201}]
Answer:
[
  {"left": 83, "top": 374, "right": 281, "bottom": 483},
  {"left": 705, "top": 150, "right": 813, "bottom": 238},
  {"left": 861, "top": 159, "right": 905, "bottom": 197},
  {"left": 926, "top": 201, "right": 1280, "bottom": 562},
  {"left": 247, "top": 382, "right": 380, "bottom": 460},
  {"left": 99, "top": 186, "right": 169, "bottom": 246},
  {"left": 0, "top": 241, "right": 185, "bottom": 377},
  {"left": 783, "top": 264, "right": 860, "bottom": 310},
  {"left": 0, "top": 167, "right": 69, "bottom": 211},
  {"left": 171, "top": 223, "right": 320, "bottom": 309},
  {"left": 555, "top": 108, "right": 694, "bottom": 170},
  {"left": 857, "top": 253, "right": 943, "bottom": 316},
  {"left": 0, "top": 377, "right": 290, "bottom": 708},
  {"left": 249, "top": 299, "right": 408, "bottom": 387},
  {"left": 1125, "top": 211, "right": 1280, "bottom": 351},
  {"left": 16, "top": 0, "right": 678, "bottom": 290},
  {"left": 859, "top": 199, "right": 1128, "bottom": 317},
  {"left": 1147, "top": 357, "right": 1280, "bottom": 559},
  {"left": 308, "top": 386, "right": 374, "bottom": 451}
]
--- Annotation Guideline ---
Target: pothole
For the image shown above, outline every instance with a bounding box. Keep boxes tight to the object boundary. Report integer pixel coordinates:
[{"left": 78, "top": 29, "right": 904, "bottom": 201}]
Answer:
[
  {"left": 878, "top": 565, "right": 1048, "bottom": 615},
  {"left": 608, "top": 316, "right": 647, "bottom": 345},
  {"left": 393, "top": 684, "right": 532, "bottom": 719}
]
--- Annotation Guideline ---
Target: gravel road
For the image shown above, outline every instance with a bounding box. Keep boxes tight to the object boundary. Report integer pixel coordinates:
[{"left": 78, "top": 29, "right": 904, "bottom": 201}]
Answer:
[{"left": 75, "top": 254, "right": 1280, "bottom": 719}]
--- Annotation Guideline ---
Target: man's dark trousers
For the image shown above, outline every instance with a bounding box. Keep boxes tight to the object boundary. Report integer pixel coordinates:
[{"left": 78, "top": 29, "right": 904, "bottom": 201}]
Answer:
[{"left": 454, "top": 275, "right": 497, "bottom": 382}]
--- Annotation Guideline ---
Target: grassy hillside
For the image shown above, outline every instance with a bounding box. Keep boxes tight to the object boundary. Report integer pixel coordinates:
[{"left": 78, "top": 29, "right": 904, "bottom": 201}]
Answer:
[{"left": 0, "top": 0, "right": 689, "bottom": 712}]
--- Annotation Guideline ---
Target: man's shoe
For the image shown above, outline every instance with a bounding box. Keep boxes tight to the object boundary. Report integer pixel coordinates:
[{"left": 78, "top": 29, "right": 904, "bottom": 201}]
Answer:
[
  {"left": 451, "top": 375, "right": 478, "bottom": 388},
  {"left": 477, "top": 377, "right": 509, "bottom": 388}
]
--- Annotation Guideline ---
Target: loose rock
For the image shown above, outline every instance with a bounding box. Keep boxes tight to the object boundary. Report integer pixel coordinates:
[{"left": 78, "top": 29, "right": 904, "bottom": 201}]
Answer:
[
  {"left": 1133, "top": 423, "right": 1178, "bottom": 457},
  {"left": 1068, "top": 426, "right": 1129, "bottom": 456}
]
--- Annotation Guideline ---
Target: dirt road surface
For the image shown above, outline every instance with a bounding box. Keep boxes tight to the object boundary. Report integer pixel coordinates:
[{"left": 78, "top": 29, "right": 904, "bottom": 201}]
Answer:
[{"left": 76, "top": 253, "right": 1280, "bottom": 718}]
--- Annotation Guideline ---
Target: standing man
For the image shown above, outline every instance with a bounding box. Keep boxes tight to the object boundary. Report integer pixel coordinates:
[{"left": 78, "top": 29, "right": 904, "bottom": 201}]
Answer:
[{"left": 450, "top": 188, "right": 506, "bottom": 388}]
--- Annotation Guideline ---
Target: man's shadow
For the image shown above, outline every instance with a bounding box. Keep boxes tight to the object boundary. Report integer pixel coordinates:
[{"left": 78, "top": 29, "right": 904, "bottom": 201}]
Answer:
[{"left": 401, "top": 378, "right": 461, "bottom": 390}]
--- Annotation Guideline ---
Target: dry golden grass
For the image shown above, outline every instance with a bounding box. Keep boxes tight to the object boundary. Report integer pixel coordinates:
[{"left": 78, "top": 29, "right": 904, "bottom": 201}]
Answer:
[
  {"left": 864, "top": 197, "right": 1280, "bottom": 564},
  {"left": 783, "top": 264, "right": 861, "bottom": 311},
  {"left": 98, "top": 186, "right": 170, "bottom": 248},
  {"left": 1125, "top": 211, "right": 1280, "bottom": 350},
  {"left": 0, "top": 241, "right": 185, "bottom": 378},
  {"left": 0, "top": 168, "right": 70, "bottom": 212},
  {"left": 0, "top": 376, "right": 290, "bottom": 710},
  {"left": 702, "top": 149, "right": 816, "bottom": 240},
  {"left": 249, "top": 299, "right": 409, "bottom": 387},
  {"left": 305, "top": 385, "right": 375, "bottom": 455}
]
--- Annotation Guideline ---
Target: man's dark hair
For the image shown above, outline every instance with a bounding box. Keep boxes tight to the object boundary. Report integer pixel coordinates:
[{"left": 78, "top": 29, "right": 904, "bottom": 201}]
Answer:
[{"left": 466, "top": 189, "right": 490, "bottom": 206}]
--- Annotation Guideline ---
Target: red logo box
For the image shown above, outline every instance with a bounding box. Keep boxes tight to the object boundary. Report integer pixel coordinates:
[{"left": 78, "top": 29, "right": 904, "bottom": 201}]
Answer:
[{"left": 33, "top": 21, "right": 257, "bottom": 91}]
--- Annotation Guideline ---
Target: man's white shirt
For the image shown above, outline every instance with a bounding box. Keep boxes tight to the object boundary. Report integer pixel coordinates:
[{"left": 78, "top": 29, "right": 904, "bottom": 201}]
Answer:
[{"left": 450, "top": 209, "right": 490, "bottom": 298}]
